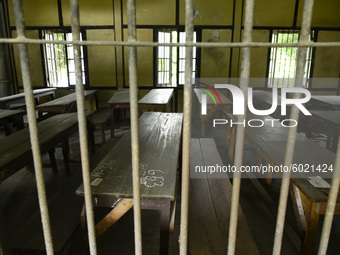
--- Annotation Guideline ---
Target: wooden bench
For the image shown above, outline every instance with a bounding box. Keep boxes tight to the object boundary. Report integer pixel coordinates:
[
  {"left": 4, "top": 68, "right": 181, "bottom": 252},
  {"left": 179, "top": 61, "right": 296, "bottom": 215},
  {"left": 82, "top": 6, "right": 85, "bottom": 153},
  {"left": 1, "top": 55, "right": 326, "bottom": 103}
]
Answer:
[
  {"left": 189, "top": 138, "right": 259, "bottom": 254},
  {"left": 90, "top": 106, "right": 110, "bottom": 144},
  {"left": 76, "top": 112, "right": 183, "bottom": 255},
  {"left": 0, "top": 113, "right": 95, "bottom": 182}
]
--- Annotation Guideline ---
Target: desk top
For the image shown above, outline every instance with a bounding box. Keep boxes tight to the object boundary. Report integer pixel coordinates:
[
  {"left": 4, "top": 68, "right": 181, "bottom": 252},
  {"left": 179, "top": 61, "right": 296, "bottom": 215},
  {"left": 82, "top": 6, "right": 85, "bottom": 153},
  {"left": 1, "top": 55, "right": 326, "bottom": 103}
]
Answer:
[
  {"left": 138, "top": 89, "right": 174, "bottom": 105},
  {"left": 307, "top": 95, "right": 340, "bottom": 110},
  {"left": 0, "top": 113, "right": 81, "bottom": 171},
  {"left": 309, "top": 110, "right": 340, "bottom": 127},
  {"left": 107, "top": 89, "right": 130, "bottom": 105},
  {"left": 77, "top": 112, "right": 183, "bottom": 201},
  {"left": 36, "top": 90, "right": 97, "bottom": 113},
  {"left": 0, "top": 88, "right": 56, "bottom": 108},
  {"left": 194, "top": 88, "right": 232, "bottom": 105},
  {"left": 0, "top": 109, "right": 25, "bottom": 119}
]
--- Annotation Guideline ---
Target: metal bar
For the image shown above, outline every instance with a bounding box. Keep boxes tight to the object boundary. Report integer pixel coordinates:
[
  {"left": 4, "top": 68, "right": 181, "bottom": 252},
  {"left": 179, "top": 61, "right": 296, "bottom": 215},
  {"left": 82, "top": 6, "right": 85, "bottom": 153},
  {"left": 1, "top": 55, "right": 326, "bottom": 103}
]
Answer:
[
  {"left": 127, "top": 0, "right": 142, "bottom": 254},
  {"left": 1, "top": 37, "right": 340, "bottom": 48},
  {"left": 272, "top": 0, "right": 315, "bottom": 254},
  {"left": 317, "top": 136, "right": 340, "bottom": 255},
  {"left": 227, "top": 0, "right": 254, "bottom": 254},
  {"left": 69, "top": 0, "right": 97, "bottom": 254},
  {"left": 179, "top": 0, "right": 193, "bottom": 254},
  {"left": 11, "top": 0, "right": 54, "bottom": 254}
]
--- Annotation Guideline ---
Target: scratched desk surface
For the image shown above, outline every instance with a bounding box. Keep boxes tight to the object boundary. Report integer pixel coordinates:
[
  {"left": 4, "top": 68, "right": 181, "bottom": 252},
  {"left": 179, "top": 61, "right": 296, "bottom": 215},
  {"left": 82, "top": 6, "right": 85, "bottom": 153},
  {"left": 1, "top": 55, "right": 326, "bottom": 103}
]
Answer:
[
  {"left": 107, "top": 89, "right": 130, "bottom": 104},
  {"left": 77, "top": 112, "right": 183, "bottom": 201},
  {"left": 138, "top": 89, "right": 174, "bottom": 106}
]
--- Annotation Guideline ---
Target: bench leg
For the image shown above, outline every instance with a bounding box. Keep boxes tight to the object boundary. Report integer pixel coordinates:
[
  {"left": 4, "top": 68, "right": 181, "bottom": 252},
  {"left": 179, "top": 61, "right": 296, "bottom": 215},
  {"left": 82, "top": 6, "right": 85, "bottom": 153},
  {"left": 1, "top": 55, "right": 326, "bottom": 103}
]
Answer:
[
  {"left": 48, "top": 148, "right": 58, "bottom": 175},
  {"left": 100, "top": 125, "right": 106, "bottom": 144},
  {"left": 61, "top": 139, "right": 70, "bottom": 175}
]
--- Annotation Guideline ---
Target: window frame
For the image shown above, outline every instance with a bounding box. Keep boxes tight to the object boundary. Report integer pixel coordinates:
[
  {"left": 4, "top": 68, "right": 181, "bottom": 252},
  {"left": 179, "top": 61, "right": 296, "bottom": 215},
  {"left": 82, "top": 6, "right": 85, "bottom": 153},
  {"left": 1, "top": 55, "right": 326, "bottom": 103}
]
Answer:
[
  {"left": 41, "top": 29, "right": 88, "bottom": 88},
  {"left": 155, "top": 28, "right": 198, "bottom": 88}
]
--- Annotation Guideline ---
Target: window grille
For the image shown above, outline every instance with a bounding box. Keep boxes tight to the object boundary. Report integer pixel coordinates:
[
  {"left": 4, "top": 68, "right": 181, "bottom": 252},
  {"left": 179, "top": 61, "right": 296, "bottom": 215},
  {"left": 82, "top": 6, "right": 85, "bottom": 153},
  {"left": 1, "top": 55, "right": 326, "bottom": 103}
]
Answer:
[
  {"left": 268, "top": 30, "right": 313, "bottom": 88},
  {"left": 157, "top": 30, "right": 196, "bottom": 87}
]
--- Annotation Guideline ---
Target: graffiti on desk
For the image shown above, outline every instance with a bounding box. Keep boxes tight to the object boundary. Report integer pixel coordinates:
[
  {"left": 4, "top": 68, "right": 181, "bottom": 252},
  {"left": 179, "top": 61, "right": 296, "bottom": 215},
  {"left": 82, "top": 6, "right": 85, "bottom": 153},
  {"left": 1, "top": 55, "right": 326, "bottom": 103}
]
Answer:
[
  {"left": 140, "top": 169, "right": 164, "bottom": 188},
  {"left": 92, "top": 159, "right": 116, "bottom": 178}
]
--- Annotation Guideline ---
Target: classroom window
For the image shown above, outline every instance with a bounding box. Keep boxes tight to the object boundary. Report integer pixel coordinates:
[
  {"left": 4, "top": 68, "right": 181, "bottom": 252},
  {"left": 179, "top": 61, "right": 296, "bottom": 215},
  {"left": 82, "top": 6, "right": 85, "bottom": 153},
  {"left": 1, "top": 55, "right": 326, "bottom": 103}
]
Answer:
[
  {"left": 157, "top": 30, "right": 196, "bottom": 87},
  {"left": 42, "top": 30, "right": 86, "bottom": 87},
  {"left": 268, "top": 30, "right": 313, "bottom": 88}
]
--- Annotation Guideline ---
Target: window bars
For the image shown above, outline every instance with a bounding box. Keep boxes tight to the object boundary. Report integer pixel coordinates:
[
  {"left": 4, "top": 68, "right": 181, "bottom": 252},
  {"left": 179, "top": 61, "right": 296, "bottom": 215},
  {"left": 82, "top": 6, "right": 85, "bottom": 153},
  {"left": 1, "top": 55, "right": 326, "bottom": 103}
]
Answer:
[{"left": 1, "top": 0, "right": 340, "bottom": 255}]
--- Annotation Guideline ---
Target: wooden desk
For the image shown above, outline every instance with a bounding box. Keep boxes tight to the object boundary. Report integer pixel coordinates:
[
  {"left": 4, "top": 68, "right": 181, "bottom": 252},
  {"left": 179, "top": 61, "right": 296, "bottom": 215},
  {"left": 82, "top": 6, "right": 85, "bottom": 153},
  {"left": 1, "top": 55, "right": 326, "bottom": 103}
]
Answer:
[
  {"left": 36, "top": 90, "right": 98, "bottom": 114},
  {"left": 138, "top": 88, "right": 174, "bottom": 115},
  {"left": 76, "top": 112, "right": 183, "bottom": 254},
  {"left": 194, "top": 88, "right": 232, "bottom": 137},
  {"left": 305, "top": 110, "right": 340, "bottom": 152},
  {"left": 227, "top": 113, "right": 338, "bottom": 255},
  {"left": 0, "top": 88, "right": 56, "bottom": 109},
  {"left": 107, "top": 89, "right": 130, "bottom": 138},
  {"left": 0, "top": 109, "right": 25, "bottom": 135},
  {"left": 307, "top": 95, "right": 340, "bottom": 110},
  {"left": 0, "top": 113, "right": 94, "bottom": 182}
]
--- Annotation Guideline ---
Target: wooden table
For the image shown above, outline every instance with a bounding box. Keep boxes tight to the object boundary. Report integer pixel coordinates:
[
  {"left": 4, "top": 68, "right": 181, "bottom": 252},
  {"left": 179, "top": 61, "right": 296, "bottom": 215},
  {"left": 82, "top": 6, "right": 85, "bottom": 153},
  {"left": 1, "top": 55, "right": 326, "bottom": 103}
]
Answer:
[
  {"left": 193, "top": 88, "right": 232, "bottom": 137},
  {"left": 107, "top": 89, "right": 130, "bottom": 138},
  {"left": 0, "top": 109, "right": 25, "bottom": 135},
  {"left": 305, "top": 110, "right": 340, "bottom": 152},
  {"left": 76, "top": 112, "right": 183, "bottom": 254},
  {"left": 36, "top": 90, "right": 98, "bottom": 114},
  {"left": 138, "top": 88, "right": 174, "bottom": 115},
  {"left": 307, "top": 95, "right": 340, "bottom": 110},
  {"left": 0, "top": 88, "right": 56, "bottom": 109},
  {"left": 227, "top": 113, "right": 338, "bottom": 255},
  {"left": 0, "top": 113, "right": 95, "bottom": 182}
]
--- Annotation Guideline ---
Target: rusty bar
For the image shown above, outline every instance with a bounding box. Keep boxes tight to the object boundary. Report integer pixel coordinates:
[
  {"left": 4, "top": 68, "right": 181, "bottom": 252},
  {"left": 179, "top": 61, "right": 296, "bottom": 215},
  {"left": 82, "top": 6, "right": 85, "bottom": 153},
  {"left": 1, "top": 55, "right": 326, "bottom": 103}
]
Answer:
[
  {"left": 127, "top": 0, "right": 142, "bottom": 254},
  {"left": 272, "top": 0, "right": 315, "bottom": 254},
  {"left": 2, "top": 37, "right": 340, "bottom": 48},
  {"left": 227, "top": 0, "right": 254, "bottom": 254},
  {"left": 11, "top": 0, "right": 54, "bottom": 254},
  {"left": 179, "top": 0, "right": 194, "bottom": 254},
  {"left": 69, "top": 0, "right": 97, "bottom": 254}
]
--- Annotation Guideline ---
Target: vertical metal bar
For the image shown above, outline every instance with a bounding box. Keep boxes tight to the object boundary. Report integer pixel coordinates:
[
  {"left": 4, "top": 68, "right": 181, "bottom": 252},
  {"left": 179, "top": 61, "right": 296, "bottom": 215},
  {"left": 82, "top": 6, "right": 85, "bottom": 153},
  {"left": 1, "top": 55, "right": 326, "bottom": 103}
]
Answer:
[
  {"left": 127, "top": 0, "right": 142, "bottom": 254},
  {"left": 11, "top": 0, "right": 54, "bottom": 254},
  {"left": 317, "top": 136, "right": 340, "bottom": 255},
  {"left": 69, "top": 0, "right": 97, "bottom": 254},
  {"left": 272, "top": 0, "right": 314, "bottom": 254},
  {"left": 179, "top": 0, "right": 193, "bottom": 254},
  {"left": 227, "top": 0, "right": 254, "bottom": 254}
]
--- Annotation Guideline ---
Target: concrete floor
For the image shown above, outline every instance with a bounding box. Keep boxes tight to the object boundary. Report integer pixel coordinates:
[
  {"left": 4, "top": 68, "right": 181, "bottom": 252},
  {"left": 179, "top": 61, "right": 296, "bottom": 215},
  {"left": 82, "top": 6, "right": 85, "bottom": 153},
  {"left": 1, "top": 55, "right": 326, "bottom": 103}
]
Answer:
[{"left": 0, "top": 117, "right": 339, "bottom": 254}]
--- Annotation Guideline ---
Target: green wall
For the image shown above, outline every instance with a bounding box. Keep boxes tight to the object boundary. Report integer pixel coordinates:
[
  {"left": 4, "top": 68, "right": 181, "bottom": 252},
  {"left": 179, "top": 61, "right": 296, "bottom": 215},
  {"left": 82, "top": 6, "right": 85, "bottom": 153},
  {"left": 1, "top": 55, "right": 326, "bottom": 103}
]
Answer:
[{"left": 5, "top": 0, "right": 340, "bottom": 106}]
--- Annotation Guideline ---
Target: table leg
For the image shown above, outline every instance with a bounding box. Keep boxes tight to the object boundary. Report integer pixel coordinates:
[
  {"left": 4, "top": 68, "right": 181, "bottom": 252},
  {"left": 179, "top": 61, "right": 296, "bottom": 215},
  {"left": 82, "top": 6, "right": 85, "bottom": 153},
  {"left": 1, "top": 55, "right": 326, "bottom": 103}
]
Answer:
[
  {"left": 110, "top": 106, "right": 115, "bottom": 138},
  {"left": 301, "top": 201, "right": 320, "bottom": 255},
  {"left": 62, "top": 139, "right": 70, "bottom": 175},
  {"left": 48, "top": 148, "right": 58, "bottom": 175},
  {"left": 159, "top": 200, "right": 171, "bottom": 255}
]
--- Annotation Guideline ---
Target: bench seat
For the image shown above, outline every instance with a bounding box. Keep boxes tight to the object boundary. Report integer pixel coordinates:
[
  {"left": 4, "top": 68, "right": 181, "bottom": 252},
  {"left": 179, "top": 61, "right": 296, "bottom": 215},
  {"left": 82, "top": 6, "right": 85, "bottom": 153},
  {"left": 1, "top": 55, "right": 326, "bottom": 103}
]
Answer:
[{"left": 189, "top": 138, "right": 259, "bottom": 254}]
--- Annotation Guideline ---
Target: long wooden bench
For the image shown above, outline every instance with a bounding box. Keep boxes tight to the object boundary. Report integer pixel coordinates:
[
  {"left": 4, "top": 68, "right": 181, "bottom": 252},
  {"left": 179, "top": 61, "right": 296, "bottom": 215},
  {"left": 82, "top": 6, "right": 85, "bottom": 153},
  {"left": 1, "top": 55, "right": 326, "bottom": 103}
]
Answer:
[
  {"left": 189, "top": 138, "right": 259, "bottom": 254},
  {"left": 0, "top": 113, "right": 95, "bottom": 182},
  {"left": 90, "top": 106, "right": 110, "bottom": 144}
]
